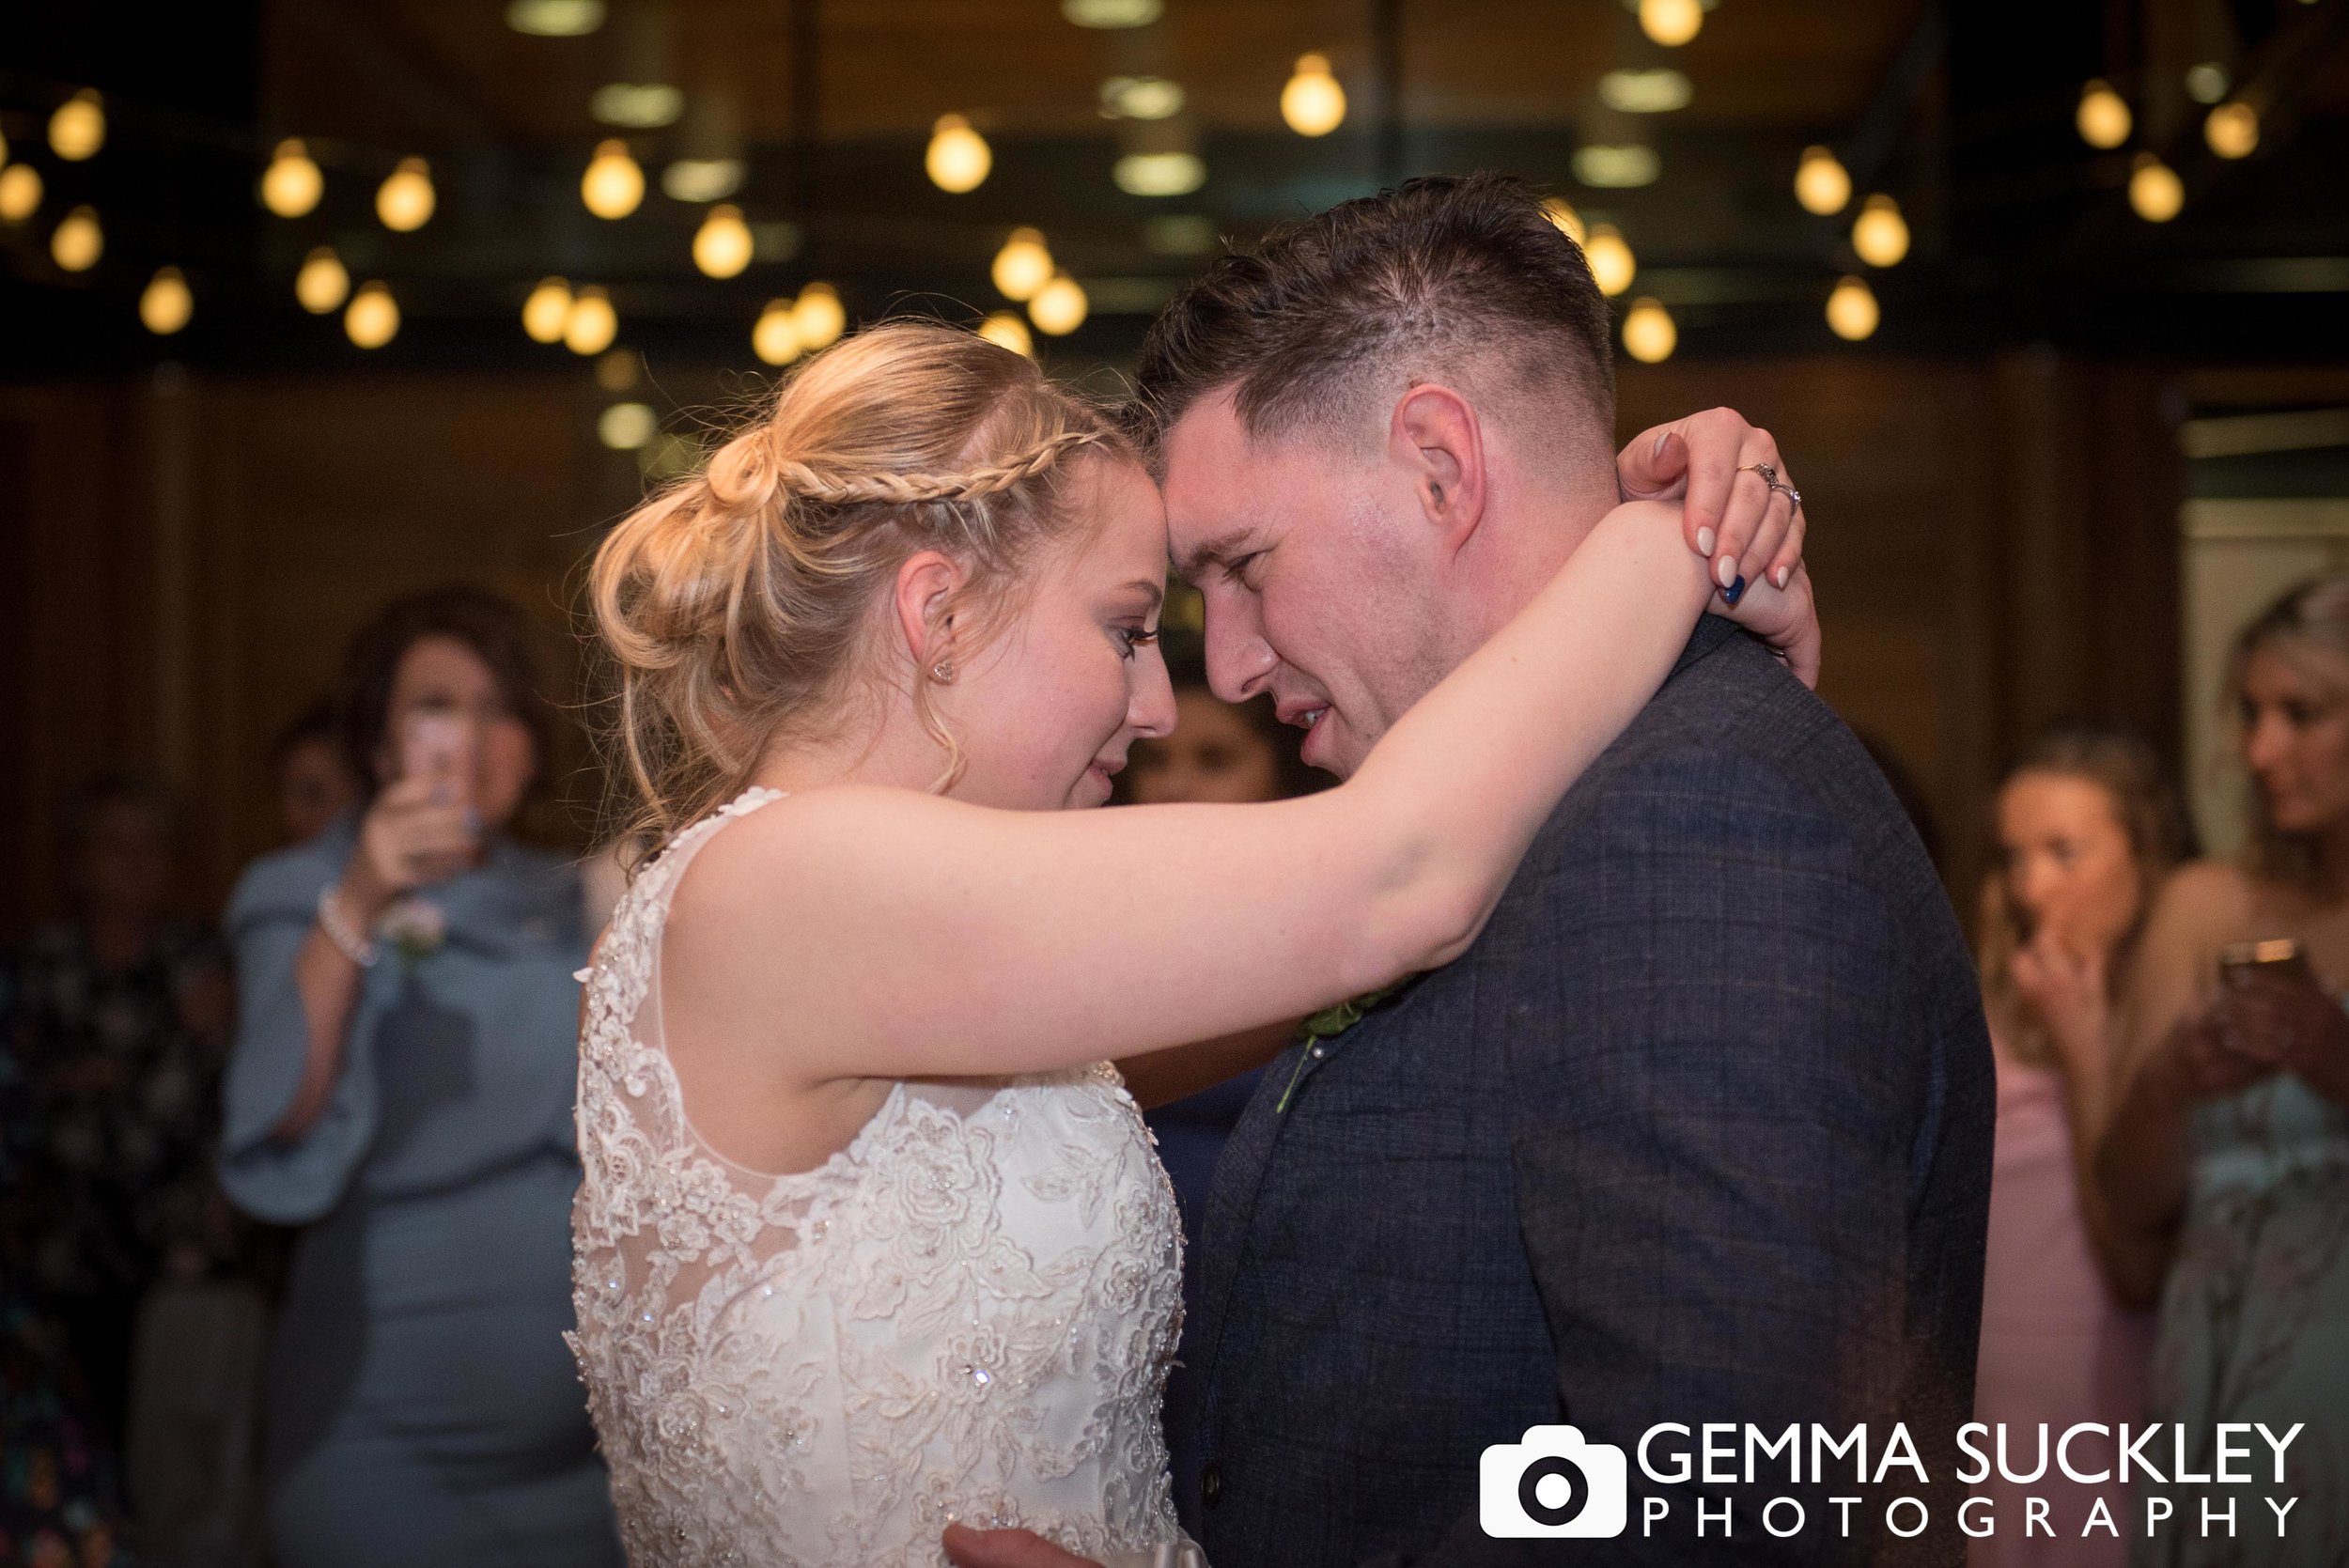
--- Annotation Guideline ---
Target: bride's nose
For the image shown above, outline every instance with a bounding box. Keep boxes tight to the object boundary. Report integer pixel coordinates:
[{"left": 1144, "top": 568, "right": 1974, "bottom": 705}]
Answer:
[{"left": 1129, "top": 656, "right": 1177, "bottom": 739}]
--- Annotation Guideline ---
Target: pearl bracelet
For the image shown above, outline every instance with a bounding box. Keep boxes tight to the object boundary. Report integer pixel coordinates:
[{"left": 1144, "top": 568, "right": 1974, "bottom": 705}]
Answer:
[{"left": 316, "top": 885, "right": 381, "bottom": 968}]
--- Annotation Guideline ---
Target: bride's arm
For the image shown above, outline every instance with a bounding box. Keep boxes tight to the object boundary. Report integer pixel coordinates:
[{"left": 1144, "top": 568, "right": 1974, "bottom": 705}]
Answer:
[{"left": 700, "top": 499, "right": 1812, "bottom": 1083}]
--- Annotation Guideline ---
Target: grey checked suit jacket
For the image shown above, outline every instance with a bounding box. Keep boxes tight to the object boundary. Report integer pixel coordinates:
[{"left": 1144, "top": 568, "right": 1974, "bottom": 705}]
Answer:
[{"left": 1186, "top": 617, "right": 1995, "bottom": 1566}]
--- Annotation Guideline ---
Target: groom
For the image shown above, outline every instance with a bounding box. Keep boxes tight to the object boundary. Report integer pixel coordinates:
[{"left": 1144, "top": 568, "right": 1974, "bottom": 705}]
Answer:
[{"left": 953, "top": 175, "right": 1994, "bottom": 1565}]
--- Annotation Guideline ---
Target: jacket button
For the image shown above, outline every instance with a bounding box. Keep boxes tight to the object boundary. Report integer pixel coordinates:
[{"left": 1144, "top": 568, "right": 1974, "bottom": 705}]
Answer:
[{"left": 1201, "top": 1462, "right": 1223, "bottom": 1510}]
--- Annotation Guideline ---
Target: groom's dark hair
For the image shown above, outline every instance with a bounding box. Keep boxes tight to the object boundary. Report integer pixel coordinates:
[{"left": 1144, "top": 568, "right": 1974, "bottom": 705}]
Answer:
[{"left": 1129, "top": 173, "right": 1614, "bottom": 458}]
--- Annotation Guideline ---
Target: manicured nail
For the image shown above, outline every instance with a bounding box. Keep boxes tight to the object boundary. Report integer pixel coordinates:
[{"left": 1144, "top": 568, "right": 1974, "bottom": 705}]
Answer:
[
  {"left": 1696, "top": 526, "right": 1716, "bottom": 556},
  {"left": 1775, "top": 565, "right": 1791, "bottom": 589},
  {"left": 1721, "top": 575, "right": 1748, "bottom": 607},
  {"left": 1654, "top": 429, "right": 1671, "bottom": 458},
  {"left": 1716, "top": 552, "right": 1739, "bottom": 588}
]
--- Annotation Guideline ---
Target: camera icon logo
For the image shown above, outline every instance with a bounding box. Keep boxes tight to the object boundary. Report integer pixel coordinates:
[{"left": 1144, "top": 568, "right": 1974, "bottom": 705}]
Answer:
[{"left": 1479, "top": 1424, "right": 1628, "bottom": 1538}]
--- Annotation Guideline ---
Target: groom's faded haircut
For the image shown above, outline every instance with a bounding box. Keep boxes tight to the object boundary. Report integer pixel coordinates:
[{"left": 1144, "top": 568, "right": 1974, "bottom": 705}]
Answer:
[{"left": 1128, "top": 173, "right": 1614, "bottom": 461}]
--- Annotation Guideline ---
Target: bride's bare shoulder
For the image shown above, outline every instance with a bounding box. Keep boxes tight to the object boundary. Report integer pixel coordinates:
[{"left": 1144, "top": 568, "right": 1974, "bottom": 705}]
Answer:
[{"left": 666, "top": 784, "right": 964, "bottom": 928}]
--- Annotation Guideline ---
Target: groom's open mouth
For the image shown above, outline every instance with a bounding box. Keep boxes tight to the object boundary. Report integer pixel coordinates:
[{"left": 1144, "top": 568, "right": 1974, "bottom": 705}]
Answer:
[{"left": 1276, "top": 702, "right": 1329, "bottom": 733}]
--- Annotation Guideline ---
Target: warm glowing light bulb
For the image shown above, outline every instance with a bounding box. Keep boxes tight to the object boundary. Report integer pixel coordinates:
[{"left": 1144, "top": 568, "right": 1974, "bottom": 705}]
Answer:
[
  {"left": 2076, "top": 81, "right": 2131, "bottom": 149},
  {"left": 1621, "top": 298, "right": 1676, "bottom": 365},
  {"left": 991, "top": 227, "right": 1054, "bottom": 302},
  {"left": 49, "top": 90, "right": 104, "bottom": 161},
  {"left": 926, "top": 115, "right": 992, "bottom": 194},
  {"left": 2205, "top": 101, "right": 2259, "bottom": 159},
  {"left": 1851, "top": 194, "right": 1909, "bottom": 268},
  {"left": 792, "top": 282, "right": 847, "bottom": 349},
  {"left": 692, "top": 204, "right": 753, "bottom": 278},
  {"left": 752, "top": 299, "right": 802, "bottom": 365},
  {"left": 565, "top": 286, "right": 618, "bottom": 354},
  {"left": 1281, "top": 54, "right": 1346, "bottom": 136},
  {"left": 345, "top": 281, "right": 399, "bottom": 349},
  {"left": 978, "top": 311, "right": 1034, "bottom": 357},
  {"left": 0, "top": 163, "right": 44, "bottom": 223},
  {"left": 2128, "top": 153, "right": 2184, "bottom": 223},
  {"left": 1638, "top": 0, "right": 1703, "bottom": 48},
  {"left": 140, "top": 267, "right": 193, "bottom": 335},
  {"left": 377, "top": 158, "right": 435, "bottom": 231},
  {"left": 1826, "top": 275, "right": 1879, "bottom": 341},
  {"left": 1583, "top": 224, "right": 1635, "bottom": 297},
  {"left": 1795, "top": 146, "right": 1851, "bottom": 215},
  {"left": 50, "top": 206, "right": 101, "bottom": 272},
  {"left": 1112, "top": 152, "right": 1206, "bottom": 195},
  {"left": 261, "top": 139, "right": 323, "bottom": 218},
  {"left": 599, "top": 402, "right": 656, "bottom": 451},
  {"left": 583, "top": 139, "right": 645, "bottom": 219},
  {"left": 295, "top": 247, "right": 350, "bottom": 314},
  {"left": 1028, "top": 272, "right": 1088, "bottom": 336},
  {"left": 522, "top": 277, "right": 572, "bottom": 343}
]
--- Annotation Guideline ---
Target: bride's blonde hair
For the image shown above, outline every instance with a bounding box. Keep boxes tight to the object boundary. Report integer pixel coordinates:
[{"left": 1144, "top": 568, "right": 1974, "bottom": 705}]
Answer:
[{"left": 590, "top": 319, "right": 1131, "bottom": 848}]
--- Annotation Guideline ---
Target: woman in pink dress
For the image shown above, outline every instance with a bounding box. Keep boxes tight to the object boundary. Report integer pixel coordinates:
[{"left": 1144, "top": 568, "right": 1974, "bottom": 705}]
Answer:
[{"left": 1970, "top": 726, "right": 2189, "bottom": 1564}]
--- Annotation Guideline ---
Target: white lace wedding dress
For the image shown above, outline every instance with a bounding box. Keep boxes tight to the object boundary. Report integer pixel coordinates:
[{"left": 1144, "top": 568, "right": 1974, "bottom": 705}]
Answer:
[{"left": 568, "top": 789, "right": 1189, "bottom": 1568}]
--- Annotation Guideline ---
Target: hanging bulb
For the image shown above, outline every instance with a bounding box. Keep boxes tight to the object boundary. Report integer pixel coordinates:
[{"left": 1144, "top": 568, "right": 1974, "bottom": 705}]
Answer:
[
  {"left": 1851, "top": 194, "right": 1909, "bottom": 268},
  {"left": 1637, "top": 0, "right": 1703, "bottom": 48},
  {"left": 978, "top": 311, "right": 1034, "bottom": 358},
  {"left": 140, "top": 267, "right": 193, "bottom": 335},
  {"left": 261, "top": 139, "right": 323, "bottom": 218},
  {"left": 565, "top": 286, "right": 618, "bottom": 354},
  {"left": 2076, "top": 81, "right": 2131, "bottom": 149},
  {"left": 1621, "top": 298, "right": 1676, "bottom": 365},
  {"left": 50, "top": 206, "right": 101, "bottom": 272},
  {"left": 521, "top": 278, "right": 573, "bottom": 342},
  {"left": 583, "top": 139, "right": 645, "bottom": 219},
  {"left": 1281, "top": 54, "right": 1346, "bottom": 136},
  {"left": 377, "top": 157, "right": 436, "bottom": 231},
  {"left": 752, "top": 299, "right": 802, "bottom": 365},
  {"left": 49, "top": 90, "right": 105, "bottom": 161},
  {"left": 1795, "top": 147, "right": 1851, "bottom": 215},
  {"left": 991, "top": 227, "right": 1054, "bottom": 302},
  {"left": 1539, "top": 197, "right": 1586, "bottom": 247},
  {"left": 791, "top": 283, "right": 847, "bottom": 349},
  {"left": 294, "top": 247, "right": 350, "bottom": 314},
  {"left": 1028, "top": 272, "right": 1088, "bottom": 336},
  {"left": 692, "top": 204, "right": 753, "bottom": 278},
  {"left": 1583, "top": 224, "right": 1635, "bottom": 296},
  {"left": 2128, "top": 153, "right": 2184, "bottom": 223},
  {"left": 2204, "top": 101, "right": 2259, "bottom": 159},
  {"left": 0, "top": 163, "right": 44, "bottom": 223},
  {"left": 926, "top": 115, "right": 991, "bottom": 194},
  {"left": 345, "top": 281, "right": 399, "bottom": 349},
  {"left": 1826, "top": 275, "right": 1879, "bottom": 341}
]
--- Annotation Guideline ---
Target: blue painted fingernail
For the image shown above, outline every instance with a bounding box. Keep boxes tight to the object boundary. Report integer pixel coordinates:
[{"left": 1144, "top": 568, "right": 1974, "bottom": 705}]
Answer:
[{"left": 1720, "top": 575, "right": 1747, "bottom": 607}]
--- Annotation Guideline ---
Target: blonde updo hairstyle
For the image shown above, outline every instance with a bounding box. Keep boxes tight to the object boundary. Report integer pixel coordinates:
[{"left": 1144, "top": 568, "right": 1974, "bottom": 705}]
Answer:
[{"left": 591, "top": 319, "right": 1132, "bottom": 848}]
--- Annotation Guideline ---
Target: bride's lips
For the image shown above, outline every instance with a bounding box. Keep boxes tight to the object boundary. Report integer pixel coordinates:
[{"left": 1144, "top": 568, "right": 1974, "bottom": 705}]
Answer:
[{"left": 1083, "top": 755, "right": 1124, "bottom": 800}]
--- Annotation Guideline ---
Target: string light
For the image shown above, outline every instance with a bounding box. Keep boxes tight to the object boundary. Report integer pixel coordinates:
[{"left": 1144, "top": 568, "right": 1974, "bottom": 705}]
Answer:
[
  {"left": 991, "top": 228, "right": 1054, "bottom": 301},
  {"left": 377, "top": 158, "right": 435, "bottom": 231},
  {"left": 0, "top": 163, "right": 43, "bottom": 223},
  {"left": 506, "top": 0, "right": 605, "bottom": 36},
  {"left": 261, "top": 139, "right": 323, "bottom": 218},
  {"left": 1573, "top": 145, "right": 1660, "bottom": 188},
  {"left": 599, "top": 402, "right": 657, "bottom": 450},
  {"left": 752, "top": 299, "right": 802, "bottom": 365},
  {"left": 50, "top": 206, "right": 101, "bottom": 272},
  {"left": 296, "top": 246, "right": 350, "bottom": 313},
  {"left": 1099, "top": 76, "right": 1185, "bottom": 119},
  {"left": 1795, "top": 146, "right": 1851, "bottom": 215},
  {"left": 522, "top": 278, "right": 572, "bottom": 342},
  {"left": 1637, "top": 0, "right": 1703, "bottom": 48},
  {"left": 1583, "top": 224, "right": 1636, "bottom": 296},
  {"left": 1826, "top": 275, "right": 1879, "bottom": 341},
  {"left": 140, "top": 267, "right": 193, "bottom": 334},
  {"left": 978, "top": 311, "right": 1034, "bottom": 357},
  {"left": 791, "top": 282, "right": 846, "bottom": 349},
  {"left": 1061, "top": 0, "right": 1160, "bottom": 24},
  {"left": 1113, "top": 152, "right": 1206, "bottom": 195},
  {"left": 591, "top": 84, "right": 684, "bottom": 128},
  {"left": 2128, "top": 152, "right": 2184, "bottom": 223},
  {"left": 663, "top": 158, "right": 743, "bottom": 202},
  {"left": 1281, "top": 54, "right": 1346, "bottom": 136},
  {"left": 1597, "top": 69, "right": 1691, "bottom": 114},
  {"left": 2205, "top": 101, "right": 2259, "bottom": 159},
  {"left": 1622, "top": 299, "right": 1676, "bottom": 364},
  {"left": 1028, "top": 272, "right": 1089, "bottom": 336},
  {"left": 2185, "top": 63, "right": 2231, "bottom": 104},
  {"left": 1540, "top": 197, "right": 1586, "bottom": 247},
  {"left": 583, "top": 139, "right": 645, "bottom": 219},
  {"left": 565, "top": 286, "right": 618, "bottom": 354},
  {"left": 2076, "top": 81, "right": 2131, "bottom": 149},
  {"left": 926, "top": 116, "right": 992, "bottom": 194},
  {"left": 49, "top": 90, "right": 105, "bottom": 161},
  {"left": 692, "top": 204, "right": 753, "bottom": 278},
  {"left": 1851, "top": 194, "right": 1909, "bottom": 268},
  {"left": 345, "top": 281, "right": 399, "bottom": 349}
]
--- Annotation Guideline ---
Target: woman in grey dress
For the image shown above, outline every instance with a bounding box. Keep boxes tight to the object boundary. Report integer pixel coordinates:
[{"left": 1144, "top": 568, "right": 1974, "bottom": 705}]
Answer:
[{"left": 219, "top": 589, "right": 622, "bottom": 1568}]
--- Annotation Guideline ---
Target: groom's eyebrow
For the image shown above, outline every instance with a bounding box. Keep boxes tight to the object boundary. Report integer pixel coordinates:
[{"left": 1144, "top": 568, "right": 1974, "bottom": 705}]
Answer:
[{"left": 1175, "top": 527, "right": 1253, "bottom": 582}]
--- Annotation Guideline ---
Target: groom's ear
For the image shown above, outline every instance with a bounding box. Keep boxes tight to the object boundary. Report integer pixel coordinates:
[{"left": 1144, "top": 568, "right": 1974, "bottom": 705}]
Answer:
[{"left": 1390, "top": 384, "right": 1486, "bottom": 554}]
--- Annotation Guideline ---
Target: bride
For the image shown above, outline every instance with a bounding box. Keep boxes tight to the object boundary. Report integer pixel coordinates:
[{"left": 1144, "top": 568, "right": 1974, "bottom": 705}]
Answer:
[{"left": 568, "top": 320, "right": 1811, "bottom": 1568}]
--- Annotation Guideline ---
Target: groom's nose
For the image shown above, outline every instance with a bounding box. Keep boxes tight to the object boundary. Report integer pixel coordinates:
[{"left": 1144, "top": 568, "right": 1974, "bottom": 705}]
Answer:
[{"left": 1202, "top": 595, "right": 1278, "bottom": 705}]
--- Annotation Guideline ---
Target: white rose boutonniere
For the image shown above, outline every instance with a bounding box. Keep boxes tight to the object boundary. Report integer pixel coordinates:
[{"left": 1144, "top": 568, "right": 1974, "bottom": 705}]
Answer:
[{"left": 376, "top": 896, "right": 448, "bottom": 968}]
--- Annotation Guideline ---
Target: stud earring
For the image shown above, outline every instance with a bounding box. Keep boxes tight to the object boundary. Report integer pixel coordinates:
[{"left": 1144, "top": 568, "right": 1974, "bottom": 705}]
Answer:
[{"left": 930, "top": 660, "right": 955, "bottom": 683}]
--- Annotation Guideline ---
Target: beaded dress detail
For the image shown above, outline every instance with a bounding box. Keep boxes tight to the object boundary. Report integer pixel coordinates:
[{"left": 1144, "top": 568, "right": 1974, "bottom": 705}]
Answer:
[{"left": 568, "top": 789, "right": 1185, "bottom": 1567}]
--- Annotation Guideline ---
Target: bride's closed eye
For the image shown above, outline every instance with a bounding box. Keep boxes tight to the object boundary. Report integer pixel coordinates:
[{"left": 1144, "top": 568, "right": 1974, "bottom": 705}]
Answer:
[{"left": 1114, "top": 625, "right": 1161, "bottom": 660}]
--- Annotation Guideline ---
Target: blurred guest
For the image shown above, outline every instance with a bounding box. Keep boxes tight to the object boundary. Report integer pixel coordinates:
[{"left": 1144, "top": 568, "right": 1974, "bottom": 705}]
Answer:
[
  {"left": 1970, "top": 727, "right": 2186, "bottom": 1564},
  {"left": 272, "top": 702, "right": 361, "bottom": 846},
  {"left": 2, "top": 777, "right": 239, "bottom": 1446},
  {"left": 2102, "top": 576, "right": 2349, "bottom": 1565},
  {"left": 217, "top": 588, "right": 620, "bottom": 1568}
]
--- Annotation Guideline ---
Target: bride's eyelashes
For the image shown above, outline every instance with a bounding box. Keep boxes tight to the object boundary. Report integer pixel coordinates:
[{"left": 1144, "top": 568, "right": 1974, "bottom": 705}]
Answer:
[{"left": 1113, "top": 624, "right": 1161, "bottom": 660}]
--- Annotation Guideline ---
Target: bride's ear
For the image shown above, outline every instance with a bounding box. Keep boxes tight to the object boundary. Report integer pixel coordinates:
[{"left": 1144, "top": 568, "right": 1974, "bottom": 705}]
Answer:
[{"left": 892, "top": 550, "right": 966, "bottom": 677}]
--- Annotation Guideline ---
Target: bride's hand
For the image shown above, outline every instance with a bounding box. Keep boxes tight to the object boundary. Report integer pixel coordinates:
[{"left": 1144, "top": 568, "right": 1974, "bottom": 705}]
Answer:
[
  {"left": 1617, "top": 407, "right": 1807, "bottom": 598},
  {"left": 942, "top": 1523, "right": 1098, "bottom": 1568},
  {"left": 1716, "top": 559, "right": 1821, "bottom": 690}
]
